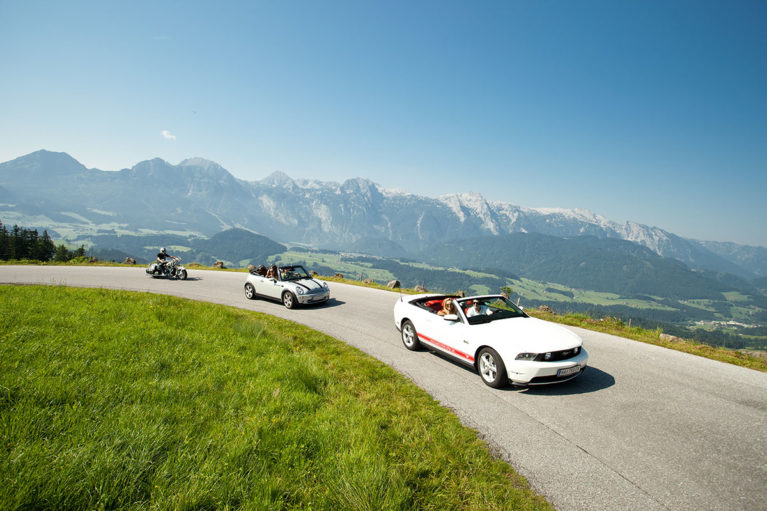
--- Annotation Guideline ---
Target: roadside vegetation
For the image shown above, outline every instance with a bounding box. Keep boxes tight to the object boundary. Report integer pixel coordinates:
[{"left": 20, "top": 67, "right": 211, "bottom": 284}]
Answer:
[{"left": 1, "top": 285, "right": 552, "bottom": 511}]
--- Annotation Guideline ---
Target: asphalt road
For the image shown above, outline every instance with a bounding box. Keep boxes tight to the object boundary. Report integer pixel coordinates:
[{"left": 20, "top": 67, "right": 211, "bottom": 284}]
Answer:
[{"left": 2, "top": 265, "right": 766, "bottom": 511}]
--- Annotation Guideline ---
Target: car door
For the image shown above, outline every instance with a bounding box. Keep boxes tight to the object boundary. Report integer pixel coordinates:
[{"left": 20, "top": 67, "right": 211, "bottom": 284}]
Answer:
[
  {"left": 266, "top": 278, "right": 285, "bottom": 300},
  {"left": 419, "top": 310, "right": 474, "bottom": 365},
  {"left": 255, "top": 276, "right": 282, "bottom": 299}
]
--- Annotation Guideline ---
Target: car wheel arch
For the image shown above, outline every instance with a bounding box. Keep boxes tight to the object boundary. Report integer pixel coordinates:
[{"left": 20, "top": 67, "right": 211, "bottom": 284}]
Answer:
[{"left": 473, "top": 345, "right": 494, "bottom": 369}]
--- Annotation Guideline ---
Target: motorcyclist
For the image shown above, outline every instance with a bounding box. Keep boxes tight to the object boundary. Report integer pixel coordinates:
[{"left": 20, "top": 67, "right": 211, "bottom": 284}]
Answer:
[{"left": 156, "top": 247, "right": 178, "bottom": 274}]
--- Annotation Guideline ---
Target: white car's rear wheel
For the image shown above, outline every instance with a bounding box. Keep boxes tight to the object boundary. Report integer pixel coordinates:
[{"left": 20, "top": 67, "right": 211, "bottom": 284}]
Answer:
[
  {"left": 401, "top": 320, "right": 421, "bottom": 351},
  {"left": 478, "top": 347, "right": 507, "bottom": 388}
]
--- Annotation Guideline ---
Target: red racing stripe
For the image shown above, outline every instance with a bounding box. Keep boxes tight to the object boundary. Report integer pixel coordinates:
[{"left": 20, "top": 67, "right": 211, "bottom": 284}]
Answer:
[{"left": 418, "top": 333, "right": 474, "bottom": 362}]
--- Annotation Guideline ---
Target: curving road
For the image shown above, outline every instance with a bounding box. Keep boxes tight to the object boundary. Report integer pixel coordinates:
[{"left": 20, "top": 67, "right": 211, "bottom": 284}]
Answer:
[{"left": 2, "top": 266, "right": 766, "bottom": 511}]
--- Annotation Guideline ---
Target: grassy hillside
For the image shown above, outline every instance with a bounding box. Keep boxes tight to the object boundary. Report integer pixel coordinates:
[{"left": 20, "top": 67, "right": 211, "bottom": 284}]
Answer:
[
  {"left": 0, "top": 285, "right": 552, "bottom": 511},
  {"left": 421, "top": 233, "right": 753, "bottom": 299}
]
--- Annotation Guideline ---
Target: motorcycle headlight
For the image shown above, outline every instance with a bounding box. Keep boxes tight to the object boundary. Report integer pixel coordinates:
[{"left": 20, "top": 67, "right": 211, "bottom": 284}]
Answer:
[
  {"left": 295, "top": 287, "right": 304, "bottom": 295},
  {"left": 515, "top": 352, "right": 537, "bottom": 361}
]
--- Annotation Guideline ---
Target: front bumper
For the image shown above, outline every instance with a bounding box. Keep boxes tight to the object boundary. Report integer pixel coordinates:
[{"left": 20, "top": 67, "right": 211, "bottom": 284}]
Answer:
[
  {"left": 506, "top": 349, "right": 589, "bottom": 385},
  {"left": 296, "top": 290, "right": 330, "bottom": 305}
]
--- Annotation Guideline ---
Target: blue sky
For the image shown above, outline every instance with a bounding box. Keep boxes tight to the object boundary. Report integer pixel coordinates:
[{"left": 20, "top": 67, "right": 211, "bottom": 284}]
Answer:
[{"left": 1, "top": 0, "right": 765, "bottom": 247}]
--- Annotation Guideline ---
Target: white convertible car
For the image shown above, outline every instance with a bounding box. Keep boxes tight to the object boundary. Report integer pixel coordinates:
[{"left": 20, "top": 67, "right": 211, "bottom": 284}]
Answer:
[
  {"left": 244, "top": 264, "right": 330, "bottom": 309},
  {"left": 393, "top": 294, "right": 588, "bottom": 387}
]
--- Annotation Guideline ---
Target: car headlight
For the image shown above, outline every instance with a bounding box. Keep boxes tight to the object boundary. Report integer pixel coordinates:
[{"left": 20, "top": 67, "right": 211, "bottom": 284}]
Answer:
[
  {"left": 544, "top": 352, "right": 552, "bottom": 361},
  {"left": 322, "top": 281, "right": 329, "bottom": 289},
  {"left": 515, "top": 352, "right": 537, "bottom": 360},
  {"left": 295, "top": 287, "right": 304, "bottom": 295}
]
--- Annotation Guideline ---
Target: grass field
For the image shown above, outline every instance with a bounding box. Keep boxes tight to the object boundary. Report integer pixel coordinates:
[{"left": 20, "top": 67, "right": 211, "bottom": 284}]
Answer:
[{"left": 0, "top": 285, "right": 552, "bottom": 511}]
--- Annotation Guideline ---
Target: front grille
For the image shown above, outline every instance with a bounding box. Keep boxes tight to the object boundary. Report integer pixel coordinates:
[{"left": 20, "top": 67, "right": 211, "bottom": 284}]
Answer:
[
  {"left": 534, "top": 347, "right": 580, "bottom": 362},
  {"left": 529, "top": 367, "right": 585, "bottom": 384}
]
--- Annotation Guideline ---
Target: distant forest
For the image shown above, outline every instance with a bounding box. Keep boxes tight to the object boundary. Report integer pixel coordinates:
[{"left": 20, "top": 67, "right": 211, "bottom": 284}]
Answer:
[{"left": 0, "top": 220, "right": 86, "bottom": 262}]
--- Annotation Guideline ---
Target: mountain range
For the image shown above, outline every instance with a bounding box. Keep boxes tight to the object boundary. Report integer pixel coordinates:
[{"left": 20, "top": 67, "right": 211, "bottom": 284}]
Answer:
[{"left": 1, "top": 150, "right": 765, "bottom": 280}]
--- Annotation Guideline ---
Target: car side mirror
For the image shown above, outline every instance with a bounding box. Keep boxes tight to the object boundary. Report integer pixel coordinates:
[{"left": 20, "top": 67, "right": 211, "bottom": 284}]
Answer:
[{"left": 443, "top": 314, "right": 459, "bottom": 322}]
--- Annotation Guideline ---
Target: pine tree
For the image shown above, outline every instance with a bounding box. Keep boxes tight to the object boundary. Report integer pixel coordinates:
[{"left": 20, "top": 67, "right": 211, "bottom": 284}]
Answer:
[
  {"left": 54, "top": 244, "right": 70, "bottom": 262},
  {"left": 0, "top": 220, "right": 8, "bottom": 260},
  {"left": 10, "top": 225, "right": 22, "bottom": 260},
  {"left": 34, "top": 230, "right": 56, "bottom": 261}
]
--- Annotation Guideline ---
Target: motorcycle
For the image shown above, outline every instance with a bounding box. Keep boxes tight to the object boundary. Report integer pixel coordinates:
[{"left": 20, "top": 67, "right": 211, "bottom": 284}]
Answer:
[{"left": 146, "top": 257, "right": 188, "bottom": 280}]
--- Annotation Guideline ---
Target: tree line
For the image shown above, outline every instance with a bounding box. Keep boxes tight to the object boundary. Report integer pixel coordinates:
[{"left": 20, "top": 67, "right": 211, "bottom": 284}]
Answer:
[{"left": 0, "top": 220, "right": 86, "bottom": 262}]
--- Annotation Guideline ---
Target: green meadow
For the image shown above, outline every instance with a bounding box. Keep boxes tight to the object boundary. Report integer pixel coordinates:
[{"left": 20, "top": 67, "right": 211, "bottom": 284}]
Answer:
[{"left": 0, "top": 285, "right": 552, "bottom": 511}]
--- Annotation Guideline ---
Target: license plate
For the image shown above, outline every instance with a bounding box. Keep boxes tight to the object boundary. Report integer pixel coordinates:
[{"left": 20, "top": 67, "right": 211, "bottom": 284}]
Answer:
[{"left": 557, "top": 366, "right": 581, "bottom": 377}]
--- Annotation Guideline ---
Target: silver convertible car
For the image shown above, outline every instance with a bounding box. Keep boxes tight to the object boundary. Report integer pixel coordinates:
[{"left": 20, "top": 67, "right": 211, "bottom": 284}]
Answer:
[
  {"left": 393, "top": 294, "right": 588, "bottom": 387},
  {"left": 244, "top": 264, "right": 330, "bottom": 308}
]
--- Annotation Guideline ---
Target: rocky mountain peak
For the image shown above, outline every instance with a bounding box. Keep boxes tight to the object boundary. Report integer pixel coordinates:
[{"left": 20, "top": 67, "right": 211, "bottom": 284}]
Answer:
[
  {"left": 340, "top": 177, "right": 380, "bottom": 196},
  {"left": 260, "top": 171, "right": 296, "bottom": 188},
  {"left": 179, "top": 157, "right": 222, "bottom": 170},
  {"left": 130, "top": 158, "right": 175, "bottom": 177},
  {"left": 0, "top": 149, "right": 87, "bottom": 177}
]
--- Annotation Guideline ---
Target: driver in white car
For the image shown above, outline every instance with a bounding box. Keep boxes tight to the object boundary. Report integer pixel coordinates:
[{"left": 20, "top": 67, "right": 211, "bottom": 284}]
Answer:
[{"left": 466, "top": 300, "right": 489, "bottom": 318}]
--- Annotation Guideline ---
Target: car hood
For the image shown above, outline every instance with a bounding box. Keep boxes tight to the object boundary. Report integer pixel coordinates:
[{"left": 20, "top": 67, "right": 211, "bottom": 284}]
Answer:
[
  {"left": 290, "top": 278, "right": 326, "bottom": 291},
  {"left": 471, "top": 316, "right": 582, "bottom": 352}
]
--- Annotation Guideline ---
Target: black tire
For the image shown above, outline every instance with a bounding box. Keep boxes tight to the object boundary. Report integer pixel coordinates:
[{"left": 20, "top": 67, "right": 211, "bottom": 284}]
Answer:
[
  {"left": 244, "top": 283, "right": 256, "bottom": 300},
  {"left": 401, "top": 320, "right": 421, "bottom": 351},
  {"left": 178, "top": 269, "right": 187, "bottom": 280},
  {"left": 477, "top": 347, "right": 507, "bottom": 388},
  {"left": 282, "top": 291, "right": 296, "bottom": 309}
]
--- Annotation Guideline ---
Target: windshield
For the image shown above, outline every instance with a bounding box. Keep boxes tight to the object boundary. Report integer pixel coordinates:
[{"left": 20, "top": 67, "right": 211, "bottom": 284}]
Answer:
[
  {"left": 457, "top": 296, "right": 527, "bottom": 324},
  {"left": 279, "top": 265, "right": 311, "bottom": 281}
]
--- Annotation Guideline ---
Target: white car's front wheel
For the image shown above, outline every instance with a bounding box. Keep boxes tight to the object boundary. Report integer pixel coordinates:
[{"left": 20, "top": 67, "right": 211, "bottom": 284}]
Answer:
[
  {"left": 282, "top": 291, "right": 296, "bottom": 309},
  {"left": 401, "top": 320, "right": 421, "bottom": 351},
  {"left": 244, "top": 283, "right": 256, "bottom": 300},
  {"left": 478, "top": 347, "right": 507, "bottom": 388}
]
